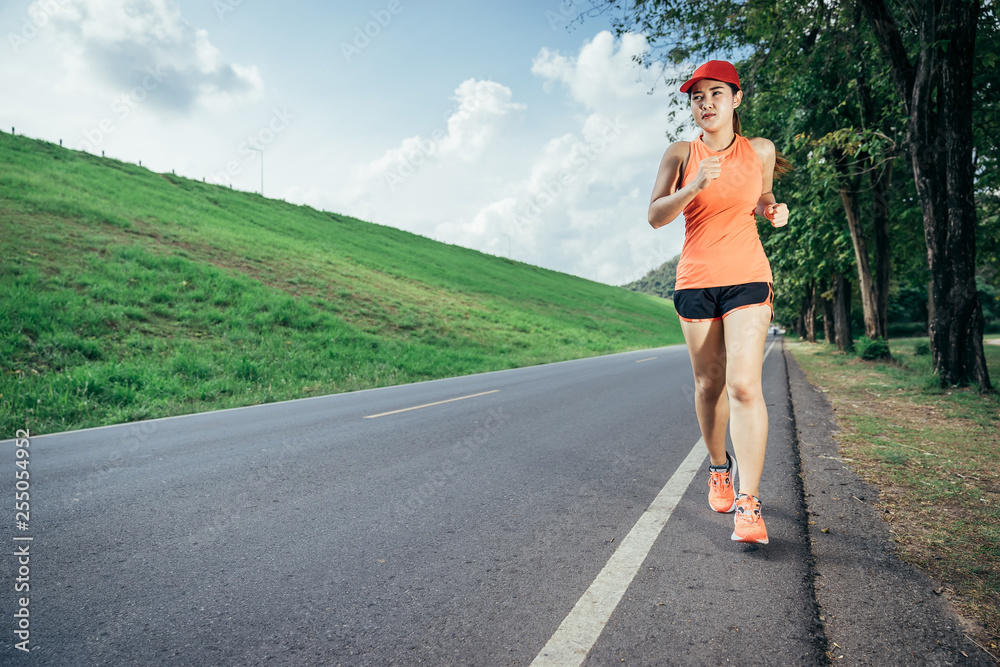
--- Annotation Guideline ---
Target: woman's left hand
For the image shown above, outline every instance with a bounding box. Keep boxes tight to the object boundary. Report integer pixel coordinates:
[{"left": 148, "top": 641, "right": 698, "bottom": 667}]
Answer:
[{"left": 766, "top": 203, "right": 788, "bottom": 228}]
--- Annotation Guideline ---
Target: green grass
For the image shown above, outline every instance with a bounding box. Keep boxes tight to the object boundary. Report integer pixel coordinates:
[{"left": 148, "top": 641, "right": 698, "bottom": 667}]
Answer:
[
  {"left": 1, "top": 132, "right": 682, "bottom": 435},
  {"left": 788, "top": 336, "right": 1000, "bottom": 650}
]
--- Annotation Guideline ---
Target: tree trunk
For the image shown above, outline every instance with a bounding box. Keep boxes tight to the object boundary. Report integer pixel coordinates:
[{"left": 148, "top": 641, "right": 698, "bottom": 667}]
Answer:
[
  {"left": 821, "top": 277, "right": 836, "bottom": 345},
  {"left": 834, "top": 273, "right": 854, "bottom": 352},
  {"left": 838, "top": 182, "right": 882, "bottom": 342},
  {"left": 869, "top": 161, "right": 892, "bottom": 340},
  {"left": 804, "top": 281, "right": 817, "bottom": 343},
  {"left": 927, "top": 280, "right": 935, "bottom": 329},
  {"left": 932, "top": 0, "right": 991, "bottom": 389},
  {"left": 861, "top": 0, "right": 993, "bottom": 391},
  {"left": 853, "top": 52, "right": 892, "bottom": 342}
]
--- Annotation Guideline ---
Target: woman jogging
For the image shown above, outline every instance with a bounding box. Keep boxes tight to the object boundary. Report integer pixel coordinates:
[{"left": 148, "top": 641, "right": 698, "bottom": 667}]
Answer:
[{"left": 647, "top": 60, "right": 789, "bottom": 544}]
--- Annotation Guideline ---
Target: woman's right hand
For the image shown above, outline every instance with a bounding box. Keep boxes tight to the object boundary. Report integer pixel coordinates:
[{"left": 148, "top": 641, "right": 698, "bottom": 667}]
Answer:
[{"left": 694, "top": 156, "right": 723, "bottom": 191}]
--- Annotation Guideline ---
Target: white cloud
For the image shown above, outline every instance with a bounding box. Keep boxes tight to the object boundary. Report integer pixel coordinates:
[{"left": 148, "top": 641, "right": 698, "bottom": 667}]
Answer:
[
  {"left": 308, "top": 31, "right": 689, "bottom": 286},
  {"left": 354, "top": 78, "right": 526, "bottom": 187},
  {"left": 480, "top": 31, "right": 688, "bottom": 284},
  {"left": 33, "top": 0, "right": 264, "bottom": 113},
  {"left": 532, "top": 31, "right": 653, "bottom": 113},
  {"left": 0, "top": 0, "right": 272, "bottom": 191},
  {"left": 2, "top": 13, "right": 686, "bottom": 287}
]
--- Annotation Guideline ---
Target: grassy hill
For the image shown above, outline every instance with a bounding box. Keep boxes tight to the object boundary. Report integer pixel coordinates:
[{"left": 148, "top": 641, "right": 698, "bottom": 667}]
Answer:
[{"left": 0, "top": 131, "right": 681, "bottom": 435}]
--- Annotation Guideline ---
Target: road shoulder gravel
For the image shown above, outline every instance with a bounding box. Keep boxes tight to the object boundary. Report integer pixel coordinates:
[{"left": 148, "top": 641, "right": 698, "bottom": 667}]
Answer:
[{"left": 783, "top": 341, "right": 996, "bottom": 665}]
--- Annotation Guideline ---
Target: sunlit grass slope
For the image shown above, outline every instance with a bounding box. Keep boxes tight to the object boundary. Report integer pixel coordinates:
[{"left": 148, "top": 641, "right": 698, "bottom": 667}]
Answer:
[{"left": 0, "top": 132, "right": 680, "bottom": 435}]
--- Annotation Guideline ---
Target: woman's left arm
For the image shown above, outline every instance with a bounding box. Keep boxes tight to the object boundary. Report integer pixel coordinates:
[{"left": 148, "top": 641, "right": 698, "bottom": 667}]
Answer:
[{"left": 750, "top": 137, "right": 788, "bottom": 228}]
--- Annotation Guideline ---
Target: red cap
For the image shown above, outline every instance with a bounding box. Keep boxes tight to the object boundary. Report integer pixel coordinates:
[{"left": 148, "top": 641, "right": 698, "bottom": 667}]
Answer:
[{"left": 679, "top": 60, "right": 740, "bottom": 93}]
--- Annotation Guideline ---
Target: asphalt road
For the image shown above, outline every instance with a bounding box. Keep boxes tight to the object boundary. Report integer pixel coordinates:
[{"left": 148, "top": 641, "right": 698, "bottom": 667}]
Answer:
[{"left": 2, "top": 335, "right": 827, "bottom": 665}]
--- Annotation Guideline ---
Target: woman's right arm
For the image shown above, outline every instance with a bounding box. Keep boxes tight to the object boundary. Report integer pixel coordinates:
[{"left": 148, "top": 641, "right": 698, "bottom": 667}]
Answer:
[{"left": 648, "top": 141, "right": 720, "bottom": 229}]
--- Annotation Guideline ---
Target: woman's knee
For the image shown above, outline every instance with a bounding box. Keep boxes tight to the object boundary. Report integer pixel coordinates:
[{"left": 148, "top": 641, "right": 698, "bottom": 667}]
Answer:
[
  {"left": 694, "top": 373, "right": 726, "bottom": 399},
  {"left": 726, "top": 378, "right": 762, "bottom": 405}
]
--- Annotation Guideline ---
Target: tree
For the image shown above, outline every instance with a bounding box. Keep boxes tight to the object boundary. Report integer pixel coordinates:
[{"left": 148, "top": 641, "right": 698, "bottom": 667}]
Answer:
[
  {"left": 971, "top": 2, "right": 1000, "bottom": 332},
  {"left": 592, "top": 0, "right": 995, "bottom": 383},
  {"left": 622, "top": 255, "right": 679, "bottom": 298},
  {"left": 762, "top": 134, "right": 856, "bottom": 350},
  {"left": 792, "top": 2, "right": 900, "bottom": 348},
  {"left": 860, "top": 0, "right": 994, "bottom": 390},
  {"left": 596, "top": 0, "right": 900, "bottom": 354}
]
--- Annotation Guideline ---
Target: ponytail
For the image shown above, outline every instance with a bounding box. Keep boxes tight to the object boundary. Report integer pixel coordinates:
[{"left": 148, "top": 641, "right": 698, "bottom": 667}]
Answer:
[{"left": 773, "top": 152, "right": 793, "bottom": 178}]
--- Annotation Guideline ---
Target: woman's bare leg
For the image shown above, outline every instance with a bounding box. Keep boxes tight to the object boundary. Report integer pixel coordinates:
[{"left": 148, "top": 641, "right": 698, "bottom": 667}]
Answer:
[
  {"left": 721, "top": 305, "right": 772, "bottom": 497},
  {"left": 679, "top": 318, "right": 729, "bottom": 466}
]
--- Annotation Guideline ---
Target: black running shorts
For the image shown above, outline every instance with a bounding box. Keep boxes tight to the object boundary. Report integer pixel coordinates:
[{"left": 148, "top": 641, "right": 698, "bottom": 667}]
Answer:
[{"left": 672, "top": 282, "right": 774, "bottom": 323}]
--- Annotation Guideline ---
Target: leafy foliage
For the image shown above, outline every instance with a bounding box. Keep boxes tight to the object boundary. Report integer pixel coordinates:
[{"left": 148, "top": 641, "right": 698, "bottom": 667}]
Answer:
[
  {"left": 588, "top": 0, "right": 999, "bottom": 356},
  {"left": 857, "top": 335, "right": 890, "bottom": 360},
  {"left": 621, "top": 254, "right": 679, "bottom": 298}
]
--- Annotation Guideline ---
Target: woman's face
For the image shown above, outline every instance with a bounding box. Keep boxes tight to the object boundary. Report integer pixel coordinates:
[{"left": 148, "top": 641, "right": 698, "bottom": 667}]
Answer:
[{"left": 689, "top": 78, "right": 742, "bottom": 132}]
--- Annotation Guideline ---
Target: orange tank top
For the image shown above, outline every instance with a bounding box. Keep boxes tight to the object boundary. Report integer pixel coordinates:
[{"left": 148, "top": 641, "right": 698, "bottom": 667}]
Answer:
[{"left": 674, "top": 134, "right": 772, "bottom": 290}]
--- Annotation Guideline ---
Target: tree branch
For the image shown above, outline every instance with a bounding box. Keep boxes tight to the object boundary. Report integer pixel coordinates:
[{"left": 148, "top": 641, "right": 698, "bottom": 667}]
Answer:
[{"left": 859, "top": 0, "right": 916, "bottom": 109}]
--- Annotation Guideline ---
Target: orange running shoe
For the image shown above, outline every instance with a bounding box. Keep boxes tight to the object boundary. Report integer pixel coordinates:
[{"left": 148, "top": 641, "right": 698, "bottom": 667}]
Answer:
[
  {"left": 707, "top": 452, "right": 737, "bottom": 513},
  {"left": 731, "top": 493, "right": 769, "bottom": 544}
]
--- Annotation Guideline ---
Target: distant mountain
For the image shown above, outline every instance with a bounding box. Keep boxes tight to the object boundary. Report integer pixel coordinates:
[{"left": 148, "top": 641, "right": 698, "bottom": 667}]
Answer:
[{"left": 622, "top": 255, "right": 679, "bottom": 299}]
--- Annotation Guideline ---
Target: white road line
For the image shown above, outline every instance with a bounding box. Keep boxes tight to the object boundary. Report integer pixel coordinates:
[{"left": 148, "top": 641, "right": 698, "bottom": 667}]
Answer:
[
  {"left": 530, "top": 438, "right": 708, "bottom": 666},
  {"left": 362, "top": 390, "right": 500, "bottom": 419},
  {"left": 531, "top": 336, "right": 780, "bottom": 666},
  {"left": 634, "top": 357, "right": 658, "bottom": 363}
]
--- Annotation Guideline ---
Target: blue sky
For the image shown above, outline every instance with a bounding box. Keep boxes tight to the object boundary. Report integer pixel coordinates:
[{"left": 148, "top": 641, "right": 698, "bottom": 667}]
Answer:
[{"left": 1, "top": 0, "right": 696, "bottom": 284}]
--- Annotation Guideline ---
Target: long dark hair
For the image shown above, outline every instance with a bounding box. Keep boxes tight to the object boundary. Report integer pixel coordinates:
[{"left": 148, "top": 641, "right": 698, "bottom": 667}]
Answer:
[{"left": 690, "top": 82, "right": 792, "bottom": 178}]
